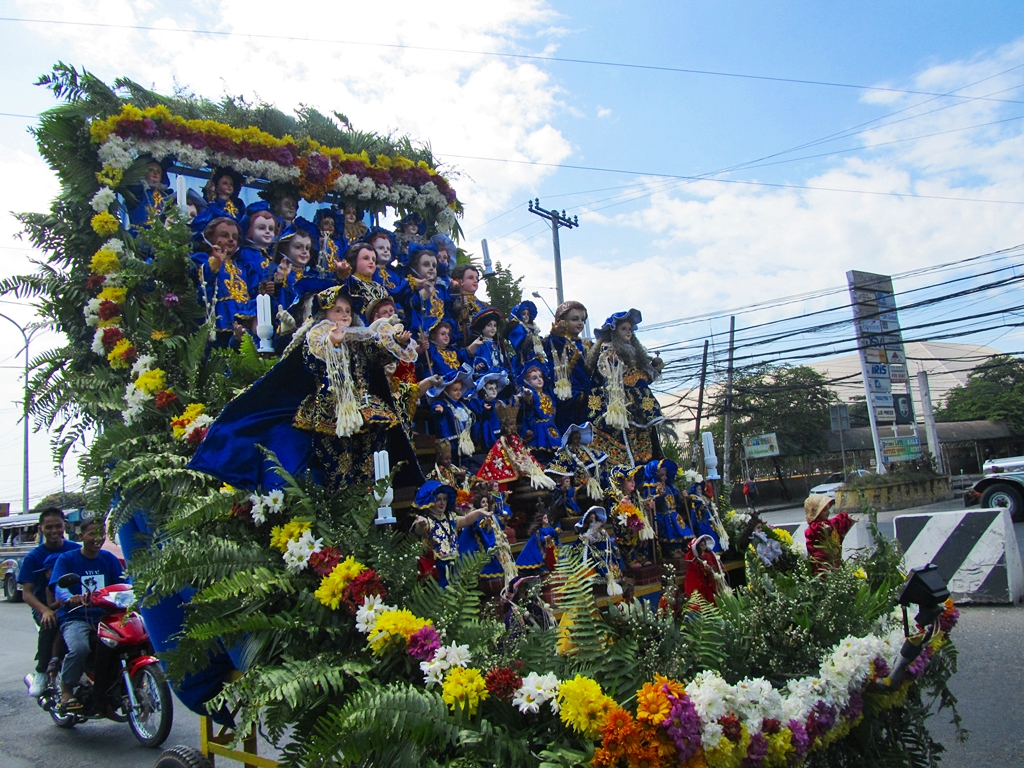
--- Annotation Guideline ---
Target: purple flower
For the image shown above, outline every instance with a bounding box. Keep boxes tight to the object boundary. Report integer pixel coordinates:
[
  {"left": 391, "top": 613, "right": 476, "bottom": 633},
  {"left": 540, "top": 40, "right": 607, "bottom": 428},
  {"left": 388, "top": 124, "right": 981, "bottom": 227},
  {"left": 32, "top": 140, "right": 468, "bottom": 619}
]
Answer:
[
  {"left": 163, "top": 293, "right": 179, "bottom": 307},
  {"left": 742, "top": 732, "right": 768, "bottom": 768},
  {"left": 812, "top": 701, "right": 837, "bottom": 733},
  {"left": 271, "top": 146, "right": 295, "bottom": 166},
  {"left": 141, "top": 117, "right": 159, "bottom": 137},
  {"left": 661, "top": 693, "right": 701, "bottom": 763},
  {"left": 940, "top": 605, "right": 960, "bottom": 632},
  {"left": 841, "top": 690, "right": 864, "bottom": 721},
  {"left": 873, "top": 656, "right": 891, "bottom": 679},
  {"left": 406, "top": 624, "right": 440, "bottom": 661},
  {"left": 907, "top": 647, "right": 932, "bottom": 679},
  {"left": 788, "top": 719, "right": 809, "bottom": 758},
  {"left": 305, "top": 153, "right": 331, "bottom": 182}
]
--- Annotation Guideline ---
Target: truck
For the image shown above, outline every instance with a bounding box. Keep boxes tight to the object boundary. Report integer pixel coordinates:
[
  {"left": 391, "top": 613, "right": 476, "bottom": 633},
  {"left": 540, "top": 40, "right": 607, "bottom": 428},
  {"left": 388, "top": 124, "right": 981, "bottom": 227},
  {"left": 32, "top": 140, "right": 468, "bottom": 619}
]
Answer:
[
  {"left": 0, "top": 513, "right": 41, "bottom": 601},
  {"left": 964, "top": 465, "right": 1024, "bottom": 522}
]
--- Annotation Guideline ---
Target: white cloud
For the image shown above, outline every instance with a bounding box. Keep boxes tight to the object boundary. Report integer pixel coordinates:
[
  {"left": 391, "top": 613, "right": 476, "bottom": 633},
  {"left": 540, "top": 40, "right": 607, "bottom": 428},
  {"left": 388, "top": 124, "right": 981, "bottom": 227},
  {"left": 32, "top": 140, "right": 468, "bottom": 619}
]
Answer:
[{"left": 597, "top": 106, "right": 611, "bottom": 118}]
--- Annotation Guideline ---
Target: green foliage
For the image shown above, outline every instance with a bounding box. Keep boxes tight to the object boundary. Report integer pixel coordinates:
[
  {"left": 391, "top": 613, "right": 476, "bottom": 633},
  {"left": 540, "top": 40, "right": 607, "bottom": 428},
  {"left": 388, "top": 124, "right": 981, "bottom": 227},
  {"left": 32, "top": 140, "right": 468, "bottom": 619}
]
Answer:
[
  {"left": 482, "top": 261, "right": 524, "bottom": 317},
  {"left": 936, "top": 353, "right": 1024, "bottom": 433}
]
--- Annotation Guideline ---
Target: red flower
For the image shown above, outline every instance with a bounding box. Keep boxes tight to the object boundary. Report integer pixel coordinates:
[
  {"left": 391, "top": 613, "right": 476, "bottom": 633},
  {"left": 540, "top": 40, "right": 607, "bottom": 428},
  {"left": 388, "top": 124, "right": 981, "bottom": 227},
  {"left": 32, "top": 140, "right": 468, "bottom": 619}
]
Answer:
[
  {"left": 719, "top": 714, "right": 742, "bottom": 743},
  {"left": 342, "top": 569, "right": 386, "bottom": 614},
  {"left": 484, "top": 667, "right": 522, "bottom": 701},
  {"left": 762, "top": 718, "right": 781, "bottom": 735},
  {"left": 230, "top": 499, "right": 254, "bottom": 523},
  {"left": 86, "top": 274, "right": 106, "bottom": 290},
  {"left": 155, "top": 390, "right": 178, "bottom": 408},
  {"left": 309, "top": 546, "right": 342, "bottom": 577},
  {"left": 101, "top": 327, "right": 124, "bottom": 350},
  {"left": 98, "top": 300, "right": 122, "bottom": 321},
  {"left": 185, "top": 426, "right": 208, "bottom": 447}
]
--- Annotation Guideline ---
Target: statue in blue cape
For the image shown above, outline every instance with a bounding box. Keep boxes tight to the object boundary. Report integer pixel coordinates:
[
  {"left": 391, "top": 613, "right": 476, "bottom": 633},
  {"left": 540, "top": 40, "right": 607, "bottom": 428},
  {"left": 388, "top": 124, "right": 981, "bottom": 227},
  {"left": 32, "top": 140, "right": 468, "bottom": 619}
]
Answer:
[
  {"left": 572, "top": 505, "right": 624, "bottom": 597},
  {"left": 468, "top": 307, "right": 508, "bottom": 378},
  {"left": 585, "top": 308, "right": 665, "bottom": 467},
  {"left": 543, "top": 299, "right": 593, "bottom": 433},
  {"left": 506, "top": 300, "right": 546, "bottom": 379},
  {"left": 429, "top": 232, "right": 456, "bottom": 290},
  {"left": 457, "top": 483, "right": 516, "bottom": 588},
  {"left": 642, "top": 459, "right": 693, "bottom": 555},
  {"left": 125, "top": 156, "right": 173, "bottom": 235},
  {"left": 517, "top": 358, "right": 560, "bottom": 455},
  {"left": 362, "top": 228, "right": 411, "bottom": 302},
  {"left": 394, "top": 211, "right": 428, "bottom": 261},
  {"left": 191, "top": 167, "right": 244, "bottom": 236},
  {"left": 425, "top": 364, "right": 476, "bottom": 461},
  {"left": 606, "top": 464, "right": 655, "bottom": 568},
  {"left": 687, "top": 480, "right": 723, "bottom": 553},
  {"left": 417, "top": 318, "right": 466, "bottom": 380},
  {"left": 313, "top": 207, "right": 347, "bottom": 277},
  {"left": 189, "top": 284, "right": 423, "bottom": 493},
  {"left": 238, "top": 201, "right": 278, "bottom": 284},
  {"left": 515, "top": 510, "right": 560, "bottom": 575},
  {"left": 544, "top": 422, "right": 609, "bottom": 503},
  {"left": 411, "top": 480, "right": 490, "bottom": 588},
  {"left": 467, "top": 370, "right": 510, "bottom": 451}
]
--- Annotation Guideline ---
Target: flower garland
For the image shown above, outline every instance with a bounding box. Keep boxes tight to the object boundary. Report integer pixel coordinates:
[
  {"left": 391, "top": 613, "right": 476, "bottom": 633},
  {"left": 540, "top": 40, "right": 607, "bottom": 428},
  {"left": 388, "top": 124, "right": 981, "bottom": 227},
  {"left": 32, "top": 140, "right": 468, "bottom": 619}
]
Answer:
[
  {"left": 336, "top": 590, "right": 958, "bottom": 767},
  {"left": 88, "top": 105, "right": 460, "bottom": 231}
]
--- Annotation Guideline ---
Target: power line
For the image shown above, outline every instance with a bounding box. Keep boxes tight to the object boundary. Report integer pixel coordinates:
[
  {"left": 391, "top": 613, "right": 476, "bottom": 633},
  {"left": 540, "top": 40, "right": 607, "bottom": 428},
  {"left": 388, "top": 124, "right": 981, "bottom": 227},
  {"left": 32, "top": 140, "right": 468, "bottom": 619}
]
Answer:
[{"left": 5, "top": 16, "right": 1024, "bottom": 105}]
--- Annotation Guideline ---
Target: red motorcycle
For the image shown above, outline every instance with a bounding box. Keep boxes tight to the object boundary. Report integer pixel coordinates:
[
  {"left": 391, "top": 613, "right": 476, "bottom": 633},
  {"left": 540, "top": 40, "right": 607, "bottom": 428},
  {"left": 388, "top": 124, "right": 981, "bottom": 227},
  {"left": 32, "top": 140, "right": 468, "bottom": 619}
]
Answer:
[{"left": 26, "top": 573, "right": 173, "bottom": 747}]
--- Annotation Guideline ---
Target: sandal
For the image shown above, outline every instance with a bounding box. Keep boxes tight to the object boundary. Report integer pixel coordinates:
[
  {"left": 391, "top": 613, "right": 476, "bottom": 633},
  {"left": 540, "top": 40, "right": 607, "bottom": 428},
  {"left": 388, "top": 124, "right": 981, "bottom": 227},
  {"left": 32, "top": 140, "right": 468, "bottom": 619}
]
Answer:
[{"left": 59, "top": 697, "right": 83, "bottom": 712}]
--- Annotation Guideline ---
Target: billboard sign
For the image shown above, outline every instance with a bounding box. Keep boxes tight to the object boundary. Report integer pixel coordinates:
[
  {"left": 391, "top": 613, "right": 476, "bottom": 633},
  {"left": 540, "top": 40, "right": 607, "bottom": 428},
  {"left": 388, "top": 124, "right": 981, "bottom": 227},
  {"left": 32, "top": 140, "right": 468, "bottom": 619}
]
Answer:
[
  {"left": 743, "top": 433, "right": 780, "bottom": 458},
  {"left": 893, "top": 393, "right": 915, "bottom": 425},
  {"left": 881, "top": 436, "right": 922, "bottom": 463},
  {"left": 875, "top": 407, "right": 896, "bottom": 422}
]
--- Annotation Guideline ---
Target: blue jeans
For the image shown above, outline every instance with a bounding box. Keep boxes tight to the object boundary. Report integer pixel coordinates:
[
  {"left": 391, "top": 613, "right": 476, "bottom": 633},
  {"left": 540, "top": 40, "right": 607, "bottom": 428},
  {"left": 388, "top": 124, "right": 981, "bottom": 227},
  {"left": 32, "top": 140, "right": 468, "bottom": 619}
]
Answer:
[{"left": 59, "top": 621, "right": 92, "bottom": 689}]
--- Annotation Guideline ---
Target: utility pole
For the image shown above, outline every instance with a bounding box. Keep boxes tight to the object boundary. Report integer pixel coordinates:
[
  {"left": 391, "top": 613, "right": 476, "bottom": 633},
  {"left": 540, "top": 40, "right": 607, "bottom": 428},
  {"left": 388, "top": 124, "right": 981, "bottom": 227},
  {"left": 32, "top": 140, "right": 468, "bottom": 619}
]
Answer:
[
  {"left": 691, "top": 340, "right": 710, "bottom": 470},
  {"left": 0, "top": 314, "right": 39, "bottom": 513},
  {"left": 917, "top": 369, "right": 945, "bottom": 474},
  {"left": 528, "top": 199, "right": 578, "bottom": 306},
  {"left": 722, "top": 316, "right": 736, "bottom": 485}
]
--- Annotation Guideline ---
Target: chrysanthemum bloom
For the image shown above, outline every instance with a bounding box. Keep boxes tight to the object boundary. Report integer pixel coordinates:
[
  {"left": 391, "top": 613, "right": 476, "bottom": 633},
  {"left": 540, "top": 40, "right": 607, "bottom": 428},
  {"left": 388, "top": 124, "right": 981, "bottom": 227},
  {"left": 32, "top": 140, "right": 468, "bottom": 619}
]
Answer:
[
  {"left": 556, "top": 674, "right": 615, "bottom": 739},
  {"left": 367, "top": 609, "right": 430, "bottom": 655},
  {"left": 483, "top": 667, "right": 522, "bottom": 701},
  {"left": 442, "top": 667, "right": 489, "bottom": 716}
]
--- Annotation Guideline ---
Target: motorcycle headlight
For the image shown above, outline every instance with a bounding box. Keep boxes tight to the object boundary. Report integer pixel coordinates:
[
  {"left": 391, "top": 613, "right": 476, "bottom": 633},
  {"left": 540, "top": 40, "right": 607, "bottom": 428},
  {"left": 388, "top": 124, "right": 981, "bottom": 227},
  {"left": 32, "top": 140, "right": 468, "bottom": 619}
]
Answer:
[{"left": 100, "top": 636, "right": 119, "bottom": 648}]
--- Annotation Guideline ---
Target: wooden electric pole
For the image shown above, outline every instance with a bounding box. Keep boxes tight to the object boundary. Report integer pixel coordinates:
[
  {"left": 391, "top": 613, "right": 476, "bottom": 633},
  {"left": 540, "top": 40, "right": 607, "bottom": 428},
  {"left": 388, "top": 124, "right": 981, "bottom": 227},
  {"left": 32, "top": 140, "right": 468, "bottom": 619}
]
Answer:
[{"left": 528, "top": 199, "right": 578, "bottom": 306}]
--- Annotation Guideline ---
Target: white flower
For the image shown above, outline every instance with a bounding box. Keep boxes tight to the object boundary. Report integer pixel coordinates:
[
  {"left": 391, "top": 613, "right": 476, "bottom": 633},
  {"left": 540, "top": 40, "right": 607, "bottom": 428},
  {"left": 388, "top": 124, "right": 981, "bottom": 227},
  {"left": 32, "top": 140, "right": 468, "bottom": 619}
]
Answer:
[
  {"left": 91, "top": 329, "right": 106, "bottom": 355},
  {"left": 183, "top": 413, "right": 213, "bottom": 441},
  {"left": 701, "top": 721, "right": 724, "bottom": 750},
  {"left": 98, "top": 136, "right": 137, "bottom": 170},
  {"left": 102, "top": 238, "right": 124, "bottom": 254},
  {"left": 91, "top": 187, "right": 117, "bottom": 212},
  {"left": 131, "top": 354, "right": 155, "bottom": 377},
  {"left": 687, "top": 670, "right": 731, "bottom": 723},
  {"left": 355, "top": 595, "right": 391, "bottom": 633},
  {"left": 248, "top": 494, "right": 266, "bottom": 525},
  {"left": 513, "top": 672, "right": 560, "bottom": 714},
  {"left": 442, "top": 643, "right": 471, "bottom": 668},
  {"left": 282, "top": 530, "right": 323, "bottom": 573},
  {"left": 263, "top": 489, "right": 285, "bottom": 513},
  {"left": 420, "top": 657, "right": 447, "bottom": 686}
]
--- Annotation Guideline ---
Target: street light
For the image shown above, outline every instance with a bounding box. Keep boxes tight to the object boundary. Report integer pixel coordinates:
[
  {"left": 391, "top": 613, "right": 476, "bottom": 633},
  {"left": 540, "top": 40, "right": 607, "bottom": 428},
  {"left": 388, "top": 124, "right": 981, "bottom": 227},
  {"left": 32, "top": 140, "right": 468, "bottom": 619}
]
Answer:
[
  {"left": 0, "top": 314, "right": 41, "bottom": 513},
  {"left": 531, "top": 291, "right": 556, "bottom": 319}
]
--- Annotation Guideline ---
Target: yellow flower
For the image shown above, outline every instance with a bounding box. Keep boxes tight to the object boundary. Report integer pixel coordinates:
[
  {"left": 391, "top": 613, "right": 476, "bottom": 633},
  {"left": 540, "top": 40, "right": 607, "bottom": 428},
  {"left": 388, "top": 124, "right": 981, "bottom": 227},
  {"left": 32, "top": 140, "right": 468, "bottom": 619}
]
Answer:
[
  {"left": 367, "top": 608, "right": 431, "bottom": 654},
  {"left": 705, "top": 723, "right": 750, "bottom": 768},
  {"left": 90, "top": 249, "right": 121, "bottom": 275},
  {"left": 91, "top": 211, "right": 120, "bottom": 237},
  {"left": 219, "top": 483, "right": 235, "bottom": 494},
  {"left": 96, "top": 167, "right": 124, "bottom": 188},
  {"left": 392, "top": 156, "right": 415, "bottom": 170},
  {"left": 133, "top": 368, "right": 166, "bottom": 395},
  {"left": 269, "top": 520, "right": 311, "bottom": 552},
  {"left": 151, "top": 330, "right": 171, "bottom": 341},
  {"left": 171, "top": 402, "right": 207, "bottom": 438},
  {"left": 770, "top": 527, "right": 794, "bottom": 547},
  {"left": 765, "top": 730, "right": 794, "bottom": 766},
  {"left": 635, "top": 680, "right": 672, "bottom": 726},
  {"left": 90, "top": 120, "right": 112, "bottom": 144},
  {"left": 442, "top": 667, "right": 489, "bottom": 717},
  {"left": 373, "top": 154, "right": 392, "bottom": 170},
  {"left": 556, "top": 675, "right": 615, "bottom": 739},
  {"left": 106, "top": 338, "right": 134, "bottom": 369},
  {"left": 854, "top": 567, "right": 868, "bottom": 579},
  {"left": 97, "top": 317, "right": 121, "bottom": 329},
  {"left": 98, "top": 286, "right": 127, "bottom": 304},
  {"left": 314, "top": 556, "right": 367, "bottom": 610}
]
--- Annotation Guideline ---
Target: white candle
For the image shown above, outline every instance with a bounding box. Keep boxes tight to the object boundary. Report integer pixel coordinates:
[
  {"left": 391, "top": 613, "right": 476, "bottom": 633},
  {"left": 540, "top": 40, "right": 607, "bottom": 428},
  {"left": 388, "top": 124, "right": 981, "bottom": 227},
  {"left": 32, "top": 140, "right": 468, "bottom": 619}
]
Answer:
[{"left": 175, "top": 174, "right": 187, "bottom": 217}]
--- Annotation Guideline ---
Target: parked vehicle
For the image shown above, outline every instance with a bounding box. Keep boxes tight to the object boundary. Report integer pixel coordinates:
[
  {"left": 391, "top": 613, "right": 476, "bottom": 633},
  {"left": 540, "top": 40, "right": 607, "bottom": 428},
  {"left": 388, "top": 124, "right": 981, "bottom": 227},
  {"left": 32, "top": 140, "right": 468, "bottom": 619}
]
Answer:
[
  {"left": 982, "top": 455, "right": 1024, "bottom": 474},
  {"left": 1, "top": 513, "right": 41, "bottom": 602},
  {"left": 808, "top": 469, "right": 872, "bottom": 499},
  {"left": 964, "top": 470, "right": 1024, "bottom": 522},
  {"left": 27, "top": 572, "right": 173, "bottom": 748}
]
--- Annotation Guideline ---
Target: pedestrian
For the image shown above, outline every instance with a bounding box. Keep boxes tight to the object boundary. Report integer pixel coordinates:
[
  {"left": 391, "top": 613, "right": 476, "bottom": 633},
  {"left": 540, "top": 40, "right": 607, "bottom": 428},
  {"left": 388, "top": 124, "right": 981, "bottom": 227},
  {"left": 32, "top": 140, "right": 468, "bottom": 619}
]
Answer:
[{"left": 743, "top": 473, "right": 759, "bottom": 511}]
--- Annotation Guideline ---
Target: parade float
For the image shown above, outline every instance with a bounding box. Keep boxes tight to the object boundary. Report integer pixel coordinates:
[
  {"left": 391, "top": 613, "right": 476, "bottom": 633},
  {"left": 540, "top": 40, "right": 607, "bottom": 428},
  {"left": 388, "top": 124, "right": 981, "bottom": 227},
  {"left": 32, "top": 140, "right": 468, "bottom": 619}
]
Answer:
[{"left": 9, "top": 65, "right": 964, "bottom": 767}]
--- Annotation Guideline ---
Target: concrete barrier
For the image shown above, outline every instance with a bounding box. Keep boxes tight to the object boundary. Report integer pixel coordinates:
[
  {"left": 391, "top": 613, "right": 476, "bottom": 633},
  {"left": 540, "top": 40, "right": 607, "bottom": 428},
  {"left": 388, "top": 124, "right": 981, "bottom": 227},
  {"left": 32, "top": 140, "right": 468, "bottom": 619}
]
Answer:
[{"left": 894, "top": 508, "right": 1024, "bottom": 605}]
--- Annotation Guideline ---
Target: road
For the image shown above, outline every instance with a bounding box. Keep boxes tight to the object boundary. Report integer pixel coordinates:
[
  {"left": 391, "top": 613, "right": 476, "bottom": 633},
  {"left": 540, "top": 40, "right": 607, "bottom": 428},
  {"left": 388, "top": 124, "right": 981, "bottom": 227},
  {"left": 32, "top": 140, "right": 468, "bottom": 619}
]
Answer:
[{"left": 1, "top": 496, "right": 1021, "bottom": 767}]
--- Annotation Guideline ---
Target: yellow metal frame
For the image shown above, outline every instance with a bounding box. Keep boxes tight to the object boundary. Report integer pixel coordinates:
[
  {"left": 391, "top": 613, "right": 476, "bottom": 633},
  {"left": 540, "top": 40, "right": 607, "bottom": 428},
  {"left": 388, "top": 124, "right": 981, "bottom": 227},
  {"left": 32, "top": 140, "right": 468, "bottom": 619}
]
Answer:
[{"left": 199, "top": 715, "right": 280, "bottom": 768}]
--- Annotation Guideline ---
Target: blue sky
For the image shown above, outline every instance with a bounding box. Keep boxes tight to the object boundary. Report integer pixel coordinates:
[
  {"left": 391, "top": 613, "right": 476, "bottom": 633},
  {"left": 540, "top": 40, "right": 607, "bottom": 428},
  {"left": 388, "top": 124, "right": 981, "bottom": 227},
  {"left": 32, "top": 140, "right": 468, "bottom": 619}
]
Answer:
[{"left": 0, "top": 1, "right": 1023, "bottom": 502}]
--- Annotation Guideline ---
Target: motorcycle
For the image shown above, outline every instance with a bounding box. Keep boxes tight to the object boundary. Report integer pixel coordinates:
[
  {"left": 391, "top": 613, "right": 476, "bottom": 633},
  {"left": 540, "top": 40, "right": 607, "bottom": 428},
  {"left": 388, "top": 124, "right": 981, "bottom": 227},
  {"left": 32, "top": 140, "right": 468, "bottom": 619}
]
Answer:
[{"left": 25, "top": 572, "right": 174, "bottom": 748}]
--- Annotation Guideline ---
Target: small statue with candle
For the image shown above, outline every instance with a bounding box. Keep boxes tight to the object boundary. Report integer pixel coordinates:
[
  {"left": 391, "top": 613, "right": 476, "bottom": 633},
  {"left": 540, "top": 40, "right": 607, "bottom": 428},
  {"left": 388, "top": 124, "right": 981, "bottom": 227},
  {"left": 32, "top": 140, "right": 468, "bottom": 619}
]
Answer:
[{"left": 191, "top": 217, "right": 259, "bottom": 347}]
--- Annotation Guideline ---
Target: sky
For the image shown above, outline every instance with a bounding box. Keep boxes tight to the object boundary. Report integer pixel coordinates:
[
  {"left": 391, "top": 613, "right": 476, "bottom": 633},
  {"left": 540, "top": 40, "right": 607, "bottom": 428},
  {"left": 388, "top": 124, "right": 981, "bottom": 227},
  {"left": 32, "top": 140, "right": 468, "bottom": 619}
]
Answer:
[{"left": 0, "top": 1, "right": 1023, "bottom": 505}]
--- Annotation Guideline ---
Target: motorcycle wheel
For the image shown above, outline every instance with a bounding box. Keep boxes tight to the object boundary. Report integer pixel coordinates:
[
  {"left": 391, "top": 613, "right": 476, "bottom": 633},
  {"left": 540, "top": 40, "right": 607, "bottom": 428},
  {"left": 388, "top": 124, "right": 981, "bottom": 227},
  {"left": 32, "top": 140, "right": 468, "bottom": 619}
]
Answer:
[
  {"left": 128, "top": 666, "right": 173, "bottom": 748},
  {"left": 152, "top": 745, "right": 213, "bottom": 768}
]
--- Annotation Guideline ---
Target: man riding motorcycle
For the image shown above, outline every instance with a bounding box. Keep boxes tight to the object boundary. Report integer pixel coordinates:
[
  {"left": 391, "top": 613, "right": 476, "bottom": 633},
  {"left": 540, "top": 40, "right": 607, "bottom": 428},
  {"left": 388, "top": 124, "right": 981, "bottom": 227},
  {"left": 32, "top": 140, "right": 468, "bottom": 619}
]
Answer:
[
  {"left": 49, "top": 516, "right": 127, "bottom": 711},
  {"left": 16, "top": 507, "right": 80, "bottom": 697}
]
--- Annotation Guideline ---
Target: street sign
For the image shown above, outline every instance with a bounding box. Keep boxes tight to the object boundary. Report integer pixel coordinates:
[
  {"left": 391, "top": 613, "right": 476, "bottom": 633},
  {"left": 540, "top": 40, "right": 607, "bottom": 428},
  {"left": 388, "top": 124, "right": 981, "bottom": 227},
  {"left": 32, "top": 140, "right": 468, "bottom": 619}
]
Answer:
[
  {"left": 887, "top": 350, "right": 906, "bottom": 364},
  {"left": 865, "top": 349, "right": 887, "bottom": 364},
  {"left": 743, "top": 433, "right": 780, "bottom": 458},
  {"left": 858, "top": 319, "right": 882, "bottom": 333},
  {"left": 870, "top": 392, "right": 894, "bottom": 407},
  {"left": 868, "top": 377, "right": 892, "bottom": 394},
  {"left": 881, "top": 436, "right": 922, "bottom": 463},
  {"left": 829, "top": 403, "right": 850, "bottom": 432},
  {"left": 889, "top": 364, "right": 908, "bottom": 384},
  {"left": 868, "top": 363, "right": 889, "bottom": 377},
  {"left": 893, "top": 393, "right": 915, "bottom": 425},
  {"left": 875, "top": 407, "right": 896, "bottom": 421}
]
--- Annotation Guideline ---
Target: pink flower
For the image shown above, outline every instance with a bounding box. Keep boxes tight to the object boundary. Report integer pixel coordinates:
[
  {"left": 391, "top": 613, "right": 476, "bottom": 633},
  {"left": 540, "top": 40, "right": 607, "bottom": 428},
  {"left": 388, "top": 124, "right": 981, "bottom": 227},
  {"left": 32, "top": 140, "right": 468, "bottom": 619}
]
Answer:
[
  {"left": 163, "top": 293, "right": 179, "bottom": 307},
  {"left": 406, "top": 624, "right": 440, "bottom": 661}
]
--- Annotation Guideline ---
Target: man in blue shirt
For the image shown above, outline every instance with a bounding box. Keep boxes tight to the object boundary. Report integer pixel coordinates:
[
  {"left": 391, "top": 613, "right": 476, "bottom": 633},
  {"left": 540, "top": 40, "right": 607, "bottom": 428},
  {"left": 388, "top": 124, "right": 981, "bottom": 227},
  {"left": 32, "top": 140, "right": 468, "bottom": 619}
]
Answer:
[
  {"left": 49, "top": 516, "right": 126, "bottom": 711},
  {"left": 16, "top": 507, "right": 80, "bottom": 697}
]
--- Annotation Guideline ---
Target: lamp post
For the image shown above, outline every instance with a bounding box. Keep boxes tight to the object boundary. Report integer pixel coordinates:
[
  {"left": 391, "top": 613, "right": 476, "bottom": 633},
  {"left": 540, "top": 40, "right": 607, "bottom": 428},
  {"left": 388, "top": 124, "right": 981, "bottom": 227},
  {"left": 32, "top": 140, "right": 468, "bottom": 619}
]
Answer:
[
  {"left": 0, "top": 314, "right": 40, "bottom": 513},
  {"left": 530, "top": 290, "right": 556, "bottom": 319}
]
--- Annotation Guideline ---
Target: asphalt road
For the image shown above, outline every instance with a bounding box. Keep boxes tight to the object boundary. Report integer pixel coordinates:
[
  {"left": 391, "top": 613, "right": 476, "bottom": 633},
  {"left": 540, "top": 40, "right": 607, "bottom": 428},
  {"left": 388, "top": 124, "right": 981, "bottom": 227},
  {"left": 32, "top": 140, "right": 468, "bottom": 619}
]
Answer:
[{"left": 1, "top": 496, "right": 1020, "bottom": 767}]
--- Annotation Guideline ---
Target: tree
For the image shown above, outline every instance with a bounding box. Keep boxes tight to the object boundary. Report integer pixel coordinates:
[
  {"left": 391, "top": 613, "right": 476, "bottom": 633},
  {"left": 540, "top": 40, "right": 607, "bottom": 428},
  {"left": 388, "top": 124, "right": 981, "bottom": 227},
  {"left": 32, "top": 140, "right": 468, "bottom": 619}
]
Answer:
[
  {"left": 708, "top": 364, "right": 838, "bottom": 497},
  {"left": 482, "top": 260, "right": 524, "bottom": 318},
  {"left": 936, "top": 354, "right": 1024, "bottom": 434},
  {"left": 34, "top": 491, "right": 88, "bottom": 511}
]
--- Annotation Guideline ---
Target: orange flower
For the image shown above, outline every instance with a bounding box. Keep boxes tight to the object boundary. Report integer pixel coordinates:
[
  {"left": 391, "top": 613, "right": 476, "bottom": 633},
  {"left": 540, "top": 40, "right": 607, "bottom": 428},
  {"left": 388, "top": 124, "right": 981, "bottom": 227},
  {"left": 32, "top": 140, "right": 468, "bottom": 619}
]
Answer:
[
  {"left": 653, "top": 674, "right": 685, "bottom": 699},
  {"left": 635, "top": 681, "right": 672, "bottom": 726},
  {"left": 602, "top": 706, "right": 638, "bottom": 743}
]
